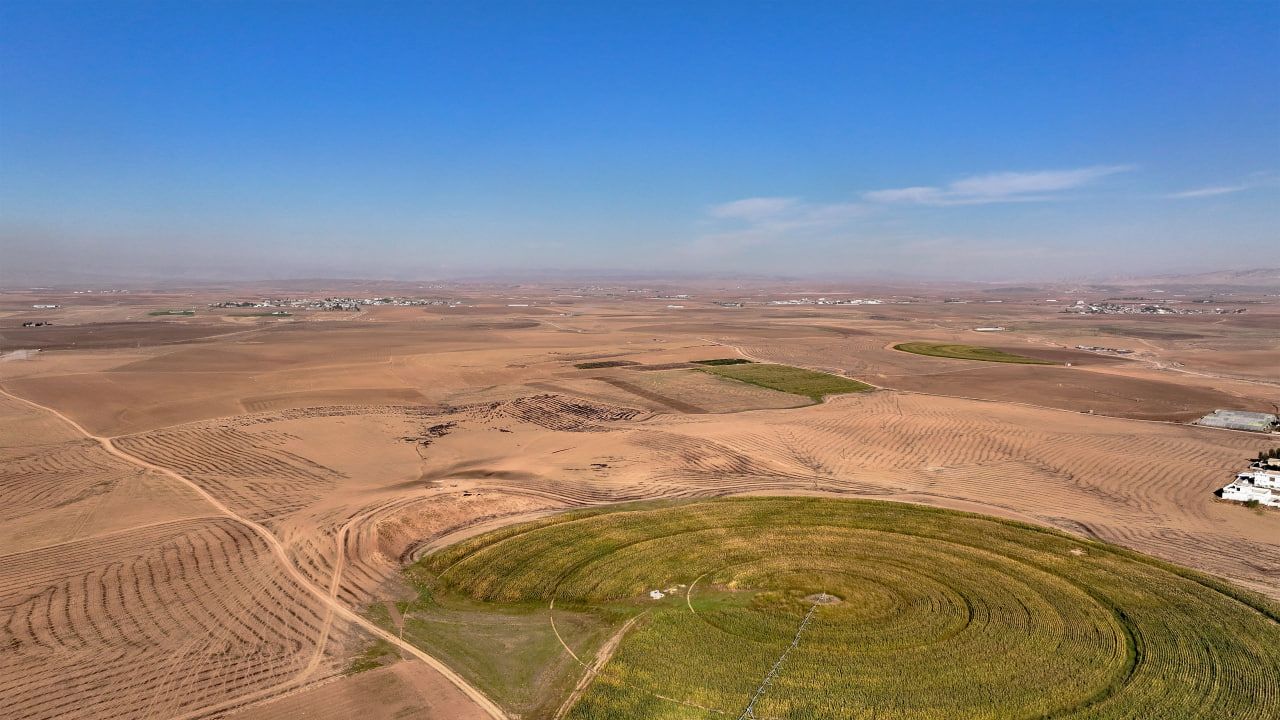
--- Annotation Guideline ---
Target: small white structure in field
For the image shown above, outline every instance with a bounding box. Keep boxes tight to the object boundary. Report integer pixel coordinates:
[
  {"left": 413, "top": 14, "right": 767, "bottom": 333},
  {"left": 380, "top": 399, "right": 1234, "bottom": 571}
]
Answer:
[
  {"left": 974, "top": 326, "right": 1005, "bottom": 332},
  {"left": 649, "top": 590, "right": 665, "bottom": 600},
  {"left": 1218, "top": 466, "right": 1280, "bottom": 508}
]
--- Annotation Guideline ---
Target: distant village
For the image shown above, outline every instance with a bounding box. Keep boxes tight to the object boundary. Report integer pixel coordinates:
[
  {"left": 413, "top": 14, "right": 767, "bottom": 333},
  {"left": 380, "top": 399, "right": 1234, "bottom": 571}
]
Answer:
[
  {"left": 1062, "top": 300, "right": 1248, "bottom": 315},
  {"left": 209, "top": 297, "right": 462, "bottom": 312},
  {"left": 767, "top": 297, "right": 888, "bottom": 306}
]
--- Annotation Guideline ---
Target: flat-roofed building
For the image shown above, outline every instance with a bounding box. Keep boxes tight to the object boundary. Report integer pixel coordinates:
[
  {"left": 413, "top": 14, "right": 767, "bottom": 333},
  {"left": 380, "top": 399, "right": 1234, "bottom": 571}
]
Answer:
[
  {"left": 1196, "top": 410, "right": 1279, "bottom": 433},
  {"left": 1217, "top": 463, "right": 1280, "bottom": 508}
]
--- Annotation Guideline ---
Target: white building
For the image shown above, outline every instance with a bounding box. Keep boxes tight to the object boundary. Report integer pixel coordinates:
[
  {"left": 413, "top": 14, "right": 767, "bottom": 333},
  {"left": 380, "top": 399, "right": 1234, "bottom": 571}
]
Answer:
[
  {"left": 1219, "top": 468, "right": 1280, "bottom": 508},
  {"left": 1196, "top": 410, "right": 1279, "bottom": 433},
  {"left": 1239, "top": 467, "right": 1280, "bottom": 489}
]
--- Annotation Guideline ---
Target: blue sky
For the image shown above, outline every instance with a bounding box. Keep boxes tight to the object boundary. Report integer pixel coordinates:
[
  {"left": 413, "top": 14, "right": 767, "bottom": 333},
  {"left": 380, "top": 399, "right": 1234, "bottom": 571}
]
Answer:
[{"left": 2, "top": 1, "right": 1277, "bottom": 281}]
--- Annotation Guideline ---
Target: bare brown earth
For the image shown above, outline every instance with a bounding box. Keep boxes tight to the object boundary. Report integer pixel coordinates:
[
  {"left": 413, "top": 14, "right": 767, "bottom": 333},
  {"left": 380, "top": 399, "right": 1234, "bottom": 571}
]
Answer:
[
  {"left": 0, "top": 321, "right": 258, "bottom": 350},
  {"left": 233, "top": 662, "right": 496, "bottom": 720},
  {"left": 1, "top": 283, "right": 1277, "bottom": 719}
]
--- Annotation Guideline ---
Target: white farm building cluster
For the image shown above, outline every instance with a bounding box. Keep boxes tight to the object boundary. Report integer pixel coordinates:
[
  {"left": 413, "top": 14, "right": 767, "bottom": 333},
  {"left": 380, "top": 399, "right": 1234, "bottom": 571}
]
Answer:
[{"left": 1218, "top": 460, "right": 1280, "bottom": 509}]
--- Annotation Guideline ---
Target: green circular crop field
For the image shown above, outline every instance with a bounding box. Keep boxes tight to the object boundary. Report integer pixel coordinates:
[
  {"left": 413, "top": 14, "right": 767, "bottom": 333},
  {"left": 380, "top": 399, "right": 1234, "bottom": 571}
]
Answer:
[{"left": 424, "top": 498, "right": 1280, "bottom": 720}]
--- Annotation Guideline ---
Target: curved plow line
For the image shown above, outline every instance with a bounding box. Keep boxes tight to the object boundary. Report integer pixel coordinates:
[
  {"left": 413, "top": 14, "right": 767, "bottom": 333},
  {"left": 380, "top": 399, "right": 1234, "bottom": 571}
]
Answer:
[
  {"left": 0, "top": 387, "right": 508, "bottom": 720},
  {"left": 144, "top": 561, "right": 290, "bottom": 720},
  {"left": 738, "top": 600, "right": 821, "bottom": 720},
  {"left": 306, "top": 495, "right": 414, "bottom": 678},
  {"left": 687, "top": 572, "right": 709, "bottom": 614}
]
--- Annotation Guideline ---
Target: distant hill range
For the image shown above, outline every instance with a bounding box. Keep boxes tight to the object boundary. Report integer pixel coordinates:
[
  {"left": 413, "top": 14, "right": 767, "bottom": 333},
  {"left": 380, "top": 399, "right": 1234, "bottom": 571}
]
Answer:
[{"left": 1089, "top": 268, "right": 1280, "bottom": 291}]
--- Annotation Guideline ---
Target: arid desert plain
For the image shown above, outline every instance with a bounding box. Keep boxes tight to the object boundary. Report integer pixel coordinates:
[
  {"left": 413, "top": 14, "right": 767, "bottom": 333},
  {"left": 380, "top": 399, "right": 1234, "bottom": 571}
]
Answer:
[{"left": 2, "top": 278, "right": 1278, "bottom": 720}]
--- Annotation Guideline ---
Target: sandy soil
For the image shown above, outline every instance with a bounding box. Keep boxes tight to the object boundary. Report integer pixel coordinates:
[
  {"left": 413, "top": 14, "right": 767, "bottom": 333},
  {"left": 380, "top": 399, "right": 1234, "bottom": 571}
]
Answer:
[
  {"left": 1, "top": 283, "right": 1276, "bottom": 719},
  {"left": 226, "top": 662, "right": 496, "bottom": 720}
]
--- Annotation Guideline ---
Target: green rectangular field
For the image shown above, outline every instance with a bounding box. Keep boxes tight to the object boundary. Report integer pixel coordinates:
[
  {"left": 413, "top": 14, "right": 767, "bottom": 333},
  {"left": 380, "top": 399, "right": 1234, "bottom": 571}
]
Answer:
[
  {"left": 700, "top": 363, "right": 873, "bottom": 400},
  {"left": 574, "top": 360, "right": 639, "bottom": 369},
  {"left": 893, "top": 342, "right": 1056, "bottom": 364}
]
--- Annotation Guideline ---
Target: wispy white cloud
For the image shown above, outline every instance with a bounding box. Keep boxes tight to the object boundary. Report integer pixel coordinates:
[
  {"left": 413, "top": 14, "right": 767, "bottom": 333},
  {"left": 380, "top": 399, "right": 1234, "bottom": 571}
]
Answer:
[
  {"left": 704, "top": 196, "right": 866, "bottom": 226},
  {"left": 1163, "top": 173, "right": 1278, "bottom": 199},
  {"left": 689, "top": 164, "right": 1134, "bottom": 257},
  {"left": 864, "top": 165, "right": 1134, "bottom": 206},
  {"left": 1166, "top": 184, "right": 1250, "bottom": 199},
  {"left": 690, "top": 196, "right": 869, "bottom": 255},
  {"left": 707, "top": 197, "right": 801, "bottom": 221}
]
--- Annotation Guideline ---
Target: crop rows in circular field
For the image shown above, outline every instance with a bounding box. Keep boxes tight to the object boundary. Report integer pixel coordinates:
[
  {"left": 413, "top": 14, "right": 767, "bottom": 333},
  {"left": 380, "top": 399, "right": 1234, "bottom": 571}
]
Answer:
[{"left": 424, "top": 497, "right": 1280, "bottom": 720}]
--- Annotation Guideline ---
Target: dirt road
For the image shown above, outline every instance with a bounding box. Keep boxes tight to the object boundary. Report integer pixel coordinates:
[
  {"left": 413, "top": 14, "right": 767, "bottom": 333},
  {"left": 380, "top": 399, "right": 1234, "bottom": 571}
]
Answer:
[
  {"left": 551, "top": 606, "right": 648, "bottom": 720},
  {"left": 0, "top": 386, "right": 508, "bottom": 720}
]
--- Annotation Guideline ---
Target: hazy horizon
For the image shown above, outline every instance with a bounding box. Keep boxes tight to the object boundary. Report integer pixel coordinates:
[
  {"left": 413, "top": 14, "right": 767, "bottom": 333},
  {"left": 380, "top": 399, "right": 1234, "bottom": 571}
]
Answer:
[{"left": 3, "top": 2, "right": 1278, "bottom": 284}]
